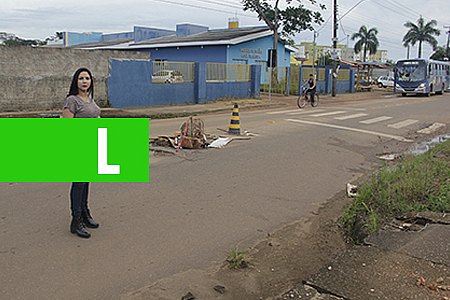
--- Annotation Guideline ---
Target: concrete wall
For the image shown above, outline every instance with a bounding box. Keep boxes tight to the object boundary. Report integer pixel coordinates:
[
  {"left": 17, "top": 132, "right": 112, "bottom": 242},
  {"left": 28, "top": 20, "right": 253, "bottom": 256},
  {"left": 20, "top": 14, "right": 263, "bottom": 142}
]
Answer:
[
  {"left": 0, "top": 46, "right": 148, "bottom": 112},
  {"left": 206, "top": 82, "right": 252, "bottom": 100},
  {"left": 108, "top": 60, "right": 261, "bottom": 108}
]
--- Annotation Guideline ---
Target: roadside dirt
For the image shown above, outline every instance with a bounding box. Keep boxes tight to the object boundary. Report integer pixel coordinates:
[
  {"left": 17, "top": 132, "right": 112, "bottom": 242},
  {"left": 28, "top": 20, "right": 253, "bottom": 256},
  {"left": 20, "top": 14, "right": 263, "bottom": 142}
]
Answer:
[
  {"left": 122, "top": 127, "right": 450, "bottom": 300},
  {"left": 121, "top": 189, "right": 353, "bottom": 300}
]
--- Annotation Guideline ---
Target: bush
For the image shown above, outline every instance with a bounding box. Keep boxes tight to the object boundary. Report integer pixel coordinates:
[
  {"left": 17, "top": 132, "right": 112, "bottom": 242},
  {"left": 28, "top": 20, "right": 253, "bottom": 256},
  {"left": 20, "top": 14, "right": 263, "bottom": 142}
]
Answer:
[{"left": 341, "top": 140, "right": 450, "bottom": 243}]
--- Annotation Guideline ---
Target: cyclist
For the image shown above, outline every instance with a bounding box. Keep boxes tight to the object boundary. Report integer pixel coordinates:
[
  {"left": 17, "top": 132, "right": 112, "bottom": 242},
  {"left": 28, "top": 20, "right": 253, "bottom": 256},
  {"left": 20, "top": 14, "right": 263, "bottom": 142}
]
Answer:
[{"left": 303, "top": 73, "right": 316, "bottom": 101}]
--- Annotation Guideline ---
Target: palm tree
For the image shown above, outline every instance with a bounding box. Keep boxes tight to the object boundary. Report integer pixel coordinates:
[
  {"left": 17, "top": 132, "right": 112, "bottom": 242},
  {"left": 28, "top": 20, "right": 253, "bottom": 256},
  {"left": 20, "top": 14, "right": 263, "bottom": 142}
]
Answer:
[
  {"left": 403, "top": 17, "right": 440, "bottom": 58},
  {"left": 430, "top": 46, "right": 450, "bottom": 61},
  {"left": 351, "top": 26, "right": 379, "bottom": 62}
]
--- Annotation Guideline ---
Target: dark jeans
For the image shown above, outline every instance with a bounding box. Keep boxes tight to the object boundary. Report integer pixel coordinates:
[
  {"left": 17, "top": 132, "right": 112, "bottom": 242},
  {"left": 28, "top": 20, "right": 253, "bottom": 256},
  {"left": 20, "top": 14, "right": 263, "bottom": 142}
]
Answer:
[
  {"left": 70, "top": 182, "right": 90, "bottom": 217},
  {"left": 306, "top": 88, "right": 316, "bottom": 99}
]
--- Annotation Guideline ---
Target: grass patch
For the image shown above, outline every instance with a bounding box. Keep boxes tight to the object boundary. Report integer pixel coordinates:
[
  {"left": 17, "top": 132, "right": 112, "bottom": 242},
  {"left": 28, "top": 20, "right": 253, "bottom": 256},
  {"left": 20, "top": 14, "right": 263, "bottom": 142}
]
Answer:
[
  {"left": 226, "top": 247, "right": 250, "bottom": 269},
  {"left": 341, "top": 139, "right": 450, "bottom": 243}
]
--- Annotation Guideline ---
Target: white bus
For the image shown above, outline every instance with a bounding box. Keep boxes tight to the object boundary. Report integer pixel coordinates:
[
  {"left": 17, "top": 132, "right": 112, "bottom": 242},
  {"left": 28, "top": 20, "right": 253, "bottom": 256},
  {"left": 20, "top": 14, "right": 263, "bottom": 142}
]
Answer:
[{"left": 395, "top": 59, "right": 450, "bottom": 96}]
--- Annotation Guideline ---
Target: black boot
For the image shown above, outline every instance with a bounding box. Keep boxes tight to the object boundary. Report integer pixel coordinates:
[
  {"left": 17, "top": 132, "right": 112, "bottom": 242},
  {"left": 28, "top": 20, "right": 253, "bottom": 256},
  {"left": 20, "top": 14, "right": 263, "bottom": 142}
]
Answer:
[
  {"left": 82, "top": 210, "right": 99, "bottom": 229},
  {"left": 70, "top": 216, "right": 91, "bottom": 238}
]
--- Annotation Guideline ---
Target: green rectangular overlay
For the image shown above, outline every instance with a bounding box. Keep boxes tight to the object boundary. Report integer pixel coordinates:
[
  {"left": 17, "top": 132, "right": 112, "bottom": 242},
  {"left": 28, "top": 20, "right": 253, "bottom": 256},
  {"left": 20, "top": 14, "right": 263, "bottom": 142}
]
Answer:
[{"left": 0, "top": 118, "right": 149, "bottom": 182}]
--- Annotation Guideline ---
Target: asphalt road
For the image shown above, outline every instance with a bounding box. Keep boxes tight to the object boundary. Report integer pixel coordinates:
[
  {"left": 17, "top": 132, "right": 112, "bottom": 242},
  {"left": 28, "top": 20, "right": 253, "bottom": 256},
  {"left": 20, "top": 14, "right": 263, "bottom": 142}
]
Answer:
[{"left": 1, "top": 93, "right": 449, "bottom": 300}]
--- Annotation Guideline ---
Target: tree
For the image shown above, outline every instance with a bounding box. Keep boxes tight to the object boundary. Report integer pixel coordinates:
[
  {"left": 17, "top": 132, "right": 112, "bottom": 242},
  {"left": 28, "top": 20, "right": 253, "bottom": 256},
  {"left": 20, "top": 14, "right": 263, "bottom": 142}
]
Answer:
[
  {"left": 242, "top": 0, "right": 324, "bottom": 67},
  {"left": 2, "top": 38, "right": 45, "bottom": 47},
  {"left": 351, "top": 26, "right": 379, "bottom": 62},
  {"left": 430, "top": 46, "right": 450, "bottom": 61},
  {"left": 403, "top": 17, "right": 440, "bottom": 59},
  {"left": 316, "top": 53, "right": 333, "bottom": 66}
]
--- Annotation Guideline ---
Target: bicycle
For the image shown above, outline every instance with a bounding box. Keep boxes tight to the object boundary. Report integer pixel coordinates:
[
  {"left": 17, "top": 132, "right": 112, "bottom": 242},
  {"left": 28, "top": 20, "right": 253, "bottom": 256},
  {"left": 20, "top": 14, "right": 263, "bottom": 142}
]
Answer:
[{"left": 297, "top": 87, "right": 319, "bottom": 108}]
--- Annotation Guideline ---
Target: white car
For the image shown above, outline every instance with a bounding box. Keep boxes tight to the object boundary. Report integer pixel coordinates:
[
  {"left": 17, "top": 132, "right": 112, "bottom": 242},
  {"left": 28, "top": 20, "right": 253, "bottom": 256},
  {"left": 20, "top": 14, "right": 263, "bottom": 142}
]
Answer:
[
  {"left": 376, "top": 76, "right": 394, "bottom": 88},
  {"left": 152, "top": 70, "right": 184, "bottom": 83}
]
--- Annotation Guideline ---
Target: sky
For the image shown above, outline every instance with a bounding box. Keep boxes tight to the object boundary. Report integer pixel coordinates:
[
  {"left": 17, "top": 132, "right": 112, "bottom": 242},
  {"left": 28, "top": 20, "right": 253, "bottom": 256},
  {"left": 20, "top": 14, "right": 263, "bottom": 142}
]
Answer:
[{"left": 1, "top": 0, "right": 449, "bottom": 61}]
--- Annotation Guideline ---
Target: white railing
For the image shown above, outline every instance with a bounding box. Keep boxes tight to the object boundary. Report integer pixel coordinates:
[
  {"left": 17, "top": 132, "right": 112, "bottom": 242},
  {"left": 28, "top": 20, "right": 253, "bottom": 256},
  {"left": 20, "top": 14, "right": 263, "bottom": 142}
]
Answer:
[
  {"left": 152, "top": 61, "right": 195, "bottom": 83},
  {"left": 206, "top": 63, "right": 251, "bottom": 82}
]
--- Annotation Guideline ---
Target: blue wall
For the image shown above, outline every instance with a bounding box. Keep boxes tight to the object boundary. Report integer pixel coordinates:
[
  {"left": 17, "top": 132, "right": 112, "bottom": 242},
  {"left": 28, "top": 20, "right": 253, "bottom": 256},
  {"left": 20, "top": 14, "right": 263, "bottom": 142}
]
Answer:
[
  {"left": 65, "top": 32, "right": 102, "bottom": 46},
  {"left": 176, "top": 24, "right": 208, "bottom": 36},
  {"left": 227, "top": 36, "right": 291, "bottom": 68},
  {"left": 147, "top": 35, "right": 291, "bottom": 68},
  {"left": 108, "top": 60, "right": 261, "bottom": 108},
  {"left": 206, "top": 82, "right": 252, "bottom": 100},
  {"left": 102, "top": 32, "right": 134, "bottom": 42},
  {"left": 149, "top": 45, "right": 227, "bottom": 63},
  {"left": 134, "top": 26, "right": 175, "bottom": 42}
]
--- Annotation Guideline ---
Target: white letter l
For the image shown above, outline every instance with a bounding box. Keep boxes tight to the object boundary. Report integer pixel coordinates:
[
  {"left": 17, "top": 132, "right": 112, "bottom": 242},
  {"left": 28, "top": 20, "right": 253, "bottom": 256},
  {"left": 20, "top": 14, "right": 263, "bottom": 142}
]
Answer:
[{"left": 98, "top": 128, "right": 120, "bottom": 175}]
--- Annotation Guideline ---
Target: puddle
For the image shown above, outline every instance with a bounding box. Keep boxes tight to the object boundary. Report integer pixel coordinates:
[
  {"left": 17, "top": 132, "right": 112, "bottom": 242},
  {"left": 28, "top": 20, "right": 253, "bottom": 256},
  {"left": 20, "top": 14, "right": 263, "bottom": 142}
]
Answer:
[{"left": 409, "top": 133, "right": 450, "bottom": 156}]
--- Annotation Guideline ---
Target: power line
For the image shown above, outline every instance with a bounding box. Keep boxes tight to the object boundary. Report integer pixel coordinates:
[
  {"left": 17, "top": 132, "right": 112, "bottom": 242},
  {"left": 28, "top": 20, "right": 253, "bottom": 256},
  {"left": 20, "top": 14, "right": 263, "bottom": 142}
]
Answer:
[
  {"left": 384, "top": 0, "right": 429, "bottom": 19},
  {"left": 147, "top": 0, "right": 257, "bottom": 18},
  {"left": 316, "top": 15, "right": 332, "bottom": 33},
  {"left": 338, "top": 0, "right": 370, "bottom": 21},
  {"left": 338, "top": 13, "right": 347, "bottom": 37},
  {"left": 370, "top": 0, "right": 415, "bottom": 20},
  {"left": 190, "top": 0, "right": 243, "bottom": 10},
  {"left": 340, "top": 11, "right": 405, "bottom": 37}
]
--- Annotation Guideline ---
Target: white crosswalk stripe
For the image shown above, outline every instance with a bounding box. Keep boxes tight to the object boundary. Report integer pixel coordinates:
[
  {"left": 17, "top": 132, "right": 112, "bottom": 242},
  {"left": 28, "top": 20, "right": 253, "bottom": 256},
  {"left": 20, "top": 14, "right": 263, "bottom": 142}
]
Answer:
[
  {"left": 266, "top": 109, "right": 300, "bottom": 115},
  {"left": 388, "top": 119, "right": 419, "bottom": 129},
  {"left": 310, "top": 111, "right": 347, "bottom": 117},
  {"left": 286, "top": 119, "right": 413, "bottom": 142},
  {"left": 287, "top": 109, "right": 325, "bottom": 115},
  {"left": 360, "top": 116, "right": 392, "bottom": 124},
  {"left": 334, "top": 113, "right": 369, "bottom": 120}
]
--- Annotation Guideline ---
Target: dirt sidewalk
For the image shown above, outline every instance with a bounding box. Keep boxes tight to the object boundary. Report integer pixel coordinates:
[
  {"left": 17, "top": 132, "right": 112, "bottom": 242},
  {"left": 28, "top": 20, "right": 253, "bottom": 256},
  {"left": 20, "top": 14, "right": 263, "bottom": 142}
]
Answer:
[{"left": 0, "top": 90, "right": 394, "bottom": 119}]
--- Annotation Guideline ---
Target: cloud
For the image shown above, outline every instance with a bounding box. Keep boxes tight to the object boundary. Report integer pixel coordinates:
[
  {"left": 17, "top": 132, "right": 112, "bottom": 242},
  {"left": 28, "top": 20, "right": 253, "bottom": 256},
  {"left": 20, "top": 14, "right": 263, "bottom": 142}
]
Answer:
[{"left": 0, "top": 0, "right": 447, "bottom": 60}]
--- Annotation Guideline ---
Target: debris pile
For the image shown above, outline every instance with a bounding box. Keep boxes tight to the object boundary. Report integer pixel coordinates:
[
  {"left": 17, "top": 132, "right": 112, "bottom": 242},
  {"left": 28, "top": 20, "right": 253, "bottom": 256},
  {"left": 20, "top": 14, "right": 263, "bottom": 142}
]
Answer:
[
  {"left": 150, "top": 116, "right": 254, "bottom": 152},
  {"left": 150, "top": 116, "right": 212, "bottom": 150},
  {"left": 177, "top": 116, "right": 208, "bottom": 149}
]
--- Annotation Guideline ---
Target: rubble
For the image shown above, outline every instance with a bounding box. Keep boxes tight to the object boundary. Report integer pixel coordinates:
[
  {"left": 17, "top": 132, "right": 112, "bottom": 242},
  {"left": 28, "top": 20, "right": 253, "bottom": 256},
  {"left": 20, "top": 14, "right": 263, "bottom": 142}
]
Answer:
[
  {"left": 150, "top": 115, "right": 253, "bottom": 151},
  {"left": 346, "top": 183, "right": 358, "bottom": 198},
  {"left": 377, "top": 153, "right": 400, "bottom": 161}
]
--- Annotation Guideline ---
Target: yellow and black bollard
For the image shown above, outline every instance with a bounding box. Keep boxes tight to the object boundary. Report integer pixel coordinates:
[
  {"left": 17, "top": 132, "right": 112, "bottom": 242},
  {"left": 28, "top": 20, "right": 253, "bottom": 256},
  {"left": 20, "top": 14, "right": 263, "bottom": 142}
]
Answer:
[{"left": 228, "top": 103, "right": 241, "bottom": 135}]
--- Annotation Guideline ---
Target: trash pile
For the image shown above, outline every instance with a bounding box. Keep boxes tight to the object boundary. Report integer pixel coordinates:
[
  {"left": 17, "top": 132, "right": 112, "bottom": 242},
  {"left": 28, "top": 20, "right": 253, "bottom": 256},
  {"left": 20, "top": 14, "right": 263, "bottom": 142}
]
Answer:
[
  {"left": 150, "top": 116, "right": 213, "bottom": 150},
  {"left": 150, "top": 116, "right": 253, "bottom": 152}
]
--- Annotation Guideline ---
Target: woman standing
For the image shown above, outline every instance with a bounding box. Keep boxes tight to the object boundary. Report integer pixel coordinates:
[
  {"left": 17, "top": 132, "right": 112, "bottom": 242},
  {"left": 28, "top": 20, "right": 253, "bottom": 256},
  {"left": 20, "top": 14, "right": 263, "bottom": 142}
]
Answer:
[{"left": 62, "top": 67, "right": 100, "bottom": 238}]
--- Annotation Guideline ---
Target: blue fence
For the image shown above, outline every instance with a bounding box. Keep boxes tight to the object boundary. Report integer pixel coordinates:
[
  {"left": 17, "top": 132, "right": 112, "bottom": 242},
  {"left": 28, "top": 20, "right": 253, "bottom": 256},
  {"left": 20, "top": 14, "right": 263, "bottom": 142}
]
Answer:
[
  {"left": 108, "top": 60, "right": 261, "bottom": 108},
  {"left": 295, "top": 65, "right": 355, "bottom": 95}
]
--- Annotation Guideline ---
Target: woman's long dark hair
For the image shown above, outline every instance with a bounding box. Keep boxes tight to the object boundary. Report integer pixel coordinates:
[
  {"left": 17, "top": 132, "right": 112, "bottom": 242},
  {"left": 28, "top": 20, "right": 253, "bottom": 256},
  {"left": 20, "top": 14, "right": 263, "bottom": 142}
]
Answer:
[{"left": 67, "top": 67, "right": 94, "bottom": 98}]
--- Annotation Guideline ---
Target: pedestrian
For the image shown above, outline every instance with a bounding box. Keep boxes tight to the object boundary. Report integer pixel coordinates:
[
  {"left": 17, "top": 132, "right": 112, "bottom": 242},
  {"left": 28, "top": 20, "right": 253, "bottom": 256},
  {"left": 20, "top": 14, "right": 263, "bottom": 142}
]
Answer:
[{"left": 62, "top": 67, "right": 100, "bottom": 238}]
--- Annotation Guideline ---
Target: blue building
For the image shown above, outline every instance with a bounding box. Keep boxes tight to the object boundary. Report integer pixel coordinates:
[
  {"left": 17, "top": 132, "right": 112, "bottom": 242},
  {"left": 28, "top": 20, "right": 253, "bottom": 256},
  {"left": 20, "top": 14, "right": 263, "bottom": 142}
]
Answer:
[
  {"left": 60, "top": 26, "right": 175, "bottom": 47},
  {"left": 77, "top": 23, "right": 294, "bottom": 72}
]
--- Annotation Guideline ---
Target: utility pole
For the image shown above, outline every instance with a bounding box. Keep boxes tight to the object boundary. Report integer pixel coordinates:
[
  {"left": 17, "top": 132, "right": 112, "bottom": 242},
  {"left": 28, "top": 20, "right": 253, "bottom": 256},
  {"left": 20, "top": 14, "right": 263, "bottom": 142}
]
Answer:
[
  {"left": 269, "top": 0, "right": 280, "bottom": 100},
  {"left": 312, "top": 30, "right": 318, "bottom": 68},
  {"left": 332, "top": 0, "right": 338, "bottom": 97}
]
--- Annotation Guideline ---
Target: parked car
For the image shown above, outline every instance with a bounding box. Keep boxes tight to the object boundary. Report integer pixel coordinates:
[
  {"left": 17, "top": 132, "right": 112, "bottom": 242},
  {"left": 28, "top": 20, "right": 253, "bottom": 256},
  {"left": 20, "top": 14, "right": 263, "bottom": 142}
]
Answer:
[
  {"left": 152, "top": 70, "right": 184, "bottom": 83},
  {"left": 376, "top": 76, "right": 394, "bottom": 88}
]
